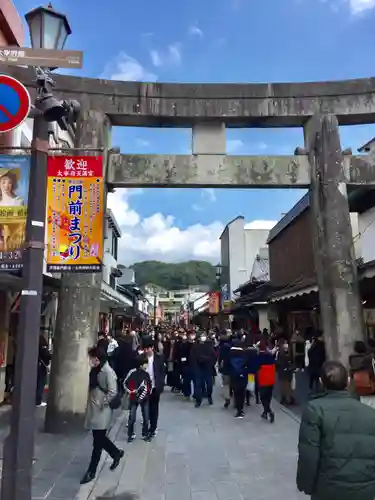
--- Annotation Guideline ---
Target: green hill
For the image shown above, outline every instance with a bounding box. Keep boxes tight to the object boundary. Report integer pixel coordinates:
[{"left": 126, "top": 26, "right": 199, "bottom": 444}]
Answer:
[{"left": 131, "top": 260, "right": 216, "bottom": 290}]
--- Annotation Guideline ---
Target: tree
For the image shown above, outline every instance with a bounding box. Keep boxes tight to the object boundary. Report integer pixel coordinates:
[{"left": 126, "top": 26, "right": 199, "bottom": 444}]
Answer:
[{"left": 131, "top": 260, "right": 216, "bottom": 290}]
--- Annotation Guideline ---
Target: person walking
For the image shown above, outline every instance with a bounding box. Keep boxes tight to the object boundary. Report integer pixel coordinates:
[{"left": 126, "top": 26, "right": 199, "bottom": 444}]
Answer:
[
  {"left": 297, "top": 360, "right": 375, "bottom": 500},
  {"left": 275, "top": 337, "right": 295, "bottom": 405},
  {"left": 192, "top": 332, "right": 216, "bottom": 408},
  {"left": 218, "top": 330, "right": 232, "bottom": 408},
  {"left": 142, "top": 336, "right": 165, "bottom": 438},
  {"left": 307, "top": 333, "right": 326, "bottom": 393},
  {"left": 36, "top": 334, "right": 51, "bottom": 407},
  {"left": 257, "top": 340, "right": 276, "bottom": 423},
  {"left": 80, "top": 346, "right": 124, "bottom": 485},
  {"left": 124, "top": 352, "right": 152, "bottom": 442},
  {"left": 229, "top": 337, "right": 249, "bottom": 419}
]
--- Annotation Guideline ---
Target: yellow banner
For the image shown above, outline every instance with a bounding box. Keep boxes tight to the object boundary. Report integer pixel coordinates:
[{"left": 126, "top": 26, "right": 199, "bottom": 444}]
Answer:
[{"left": 46, "top": 156, "right": 104, "bottom": 273}]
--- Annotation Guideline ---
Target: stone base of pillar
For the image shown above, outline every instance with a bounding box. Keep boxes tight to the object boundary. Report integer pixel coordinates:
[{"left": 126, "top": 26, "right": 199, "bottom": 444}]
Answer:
[{"left": 44, "top": 273, "right": 101, "bottom": 434}]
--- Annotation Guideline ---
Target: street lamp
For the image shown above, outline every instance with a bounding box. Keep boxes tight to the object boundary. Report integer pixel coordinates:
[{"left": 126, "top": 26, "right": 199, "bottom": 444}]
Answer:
[
  {"left": 216, "top": 264, "right": 222, "bottom": 287},
  {"left": 0, "top": 5, "right": 78, "bottom": 500},
  {"left": 25, "top": 3, "right": 71, "bottom": 51}
]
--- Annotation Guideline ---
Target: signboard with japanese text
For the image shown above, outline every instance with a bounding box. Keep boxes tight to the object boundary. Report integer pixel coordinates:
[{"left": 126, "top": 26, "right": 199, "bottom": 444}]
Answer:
[
  {"left": 46, "top": 156, "right": 104, "bottom": 273},
  {"left": 0, "top": 47, "right": 83, "bottom": 69},
  {"left": 0, "top": 155, "right": 30, "bottom": 271},
  {"left": 208, "top": 291, "right": 220, "bottom": 314}
]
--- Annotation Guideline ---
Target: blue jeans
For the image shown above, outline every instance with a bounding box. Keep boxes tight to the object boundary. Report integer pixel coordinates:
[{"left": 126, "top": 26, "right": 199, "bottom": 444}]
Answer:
[
  {"left": 128, "top": 400, "right": 149, "bottom": 437},
  {"left": 194, "top": 366, "right": 213, "bottom": 403},
  {"left": 182, "top": 365, "right": 195, "bottom": 397}
]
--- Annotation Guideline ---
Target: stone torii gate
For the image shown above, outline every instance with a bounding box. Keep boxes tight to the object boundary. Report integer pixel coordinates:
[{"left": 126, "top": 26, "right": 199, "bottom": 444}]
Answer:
[{"left": 6, "top": 65, "right": 375, "bottom": 431}]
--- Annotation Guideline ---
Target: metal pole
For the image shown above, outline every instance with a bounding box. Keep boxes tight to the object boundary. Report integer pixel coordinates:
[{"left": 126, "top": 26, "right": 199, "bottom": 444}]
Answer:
[
  {"left": 153, "top": 294, "right": 157, "bottom": 325},
  {"left": 0, "top": 114, "right": 49, "bottom": 500}
]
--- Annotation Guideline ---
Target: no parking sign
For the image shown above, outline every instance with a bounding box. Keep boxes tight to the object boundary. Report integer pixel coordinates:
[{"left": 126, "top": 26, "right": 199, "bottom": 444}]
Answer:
[{"left": 0, "top": 74, "right": 31, "bottom": 133}]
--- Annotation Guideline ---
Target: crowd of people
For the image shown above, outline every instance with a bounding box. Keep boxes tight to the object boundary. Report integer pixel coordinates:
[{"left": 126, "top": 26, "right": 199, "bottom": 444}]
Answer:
[{"left": 79, "top": 324, "right": 375, "bottom": 500}]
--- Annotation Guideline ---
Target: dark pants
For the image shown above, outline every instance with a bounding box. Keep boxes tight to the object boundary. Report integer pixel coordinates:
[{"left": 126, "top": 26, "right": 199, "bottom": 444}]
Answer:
[
  {"left": 309, "top": 367, "right": 321, "bottom": 392},
  {"left": 173, "top": 363, "right": 182, "bottom": 390},
  {"left": 88, "top": 429, "right": 120, "bottom": 474},
  {"left": 128, "top": 400, "right": 149, "bottom": 437},
  {"left": 5, "top": 363, "right": 14, "bottom": 393},
  {"left": 36, "top": 367, "right": 47, "bottom": 405},
  {"left": 195, "top": 366, "right": 213, "bottom": 403},
  {"left": 232, "top": 376, "right": 247, "bottom": 413},
  {"left": 182, "top": 365, "right": 195, "bottom": 397},
  {"left": 254, "top": 375, "right": 260, "bottom": 404},
  {"left": 260, "top": 385, "right": 274, "bottom": 414},
  {"left": 149, "top": 389, "right": 161, "bottom": 433},
  {"left": 295, "top": 355, "right": 305, "bottom": 370}
]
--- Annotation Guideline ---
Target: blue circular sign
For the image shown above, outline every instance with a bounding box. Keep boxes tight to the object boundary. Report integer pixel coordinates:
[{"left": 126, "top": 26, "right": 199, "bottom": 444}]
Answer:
[{"left": 0, "top": 75, "right": 31, "bottom": 133}]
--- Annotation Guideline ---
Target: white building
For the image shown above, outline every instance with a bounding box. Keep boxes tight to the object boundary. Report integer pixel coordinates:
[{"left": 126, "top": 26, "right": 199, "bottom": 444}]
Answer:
[
  {"left": 100, "top": 209, "right": 133, "bottom": 326},
  {"left": 219, "top": 216, "right": 276, "bottom": 300}
]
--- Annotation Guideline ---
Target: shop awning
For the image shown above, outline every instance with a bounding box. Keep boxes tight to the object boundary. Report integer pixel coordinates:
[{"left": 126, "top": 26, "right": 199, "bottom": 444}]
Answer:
[
  {"left": 269, "top": 285, "right": 318, "bottom": 303},
  {"left": 100, "top": 282, "right": 133, "bottom": 309}
]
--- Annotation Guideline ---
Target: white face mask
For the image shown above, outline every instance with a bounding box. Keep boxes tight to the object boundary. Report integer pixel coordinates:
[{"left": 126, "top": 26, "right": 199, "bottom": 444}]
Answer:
[{"left": 200, "top": 336, "right": 207, "bottom": 342}]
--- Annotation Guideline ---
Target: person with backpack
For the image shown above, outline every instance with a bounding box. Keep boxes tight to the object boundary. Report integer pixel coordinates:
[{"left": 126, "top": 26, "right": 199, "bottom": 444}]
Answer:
[
  {"left": 80, "top": 346, "right": 124, "bottom": 485},
  {"left": 229, "top": 337, "right": 249, "bottom": 418},
  {"left": 191, "top": 332, "right": 216, "bottom": 408},
  {"left": 123, "top": 353, "right": 152, "bottom": 442}
]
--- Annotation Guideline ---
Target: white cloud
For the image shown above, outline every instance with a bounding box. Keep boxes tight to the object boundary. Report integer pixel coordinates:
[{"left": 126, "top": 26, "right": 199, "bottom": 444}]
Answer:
[
  {"left": 136, "top": 138, "right": 151, "bottom": 148},
  {"left": 149, "top": 43, "right": 182, "bottom": 67},
  {"left": 245, "top": 220, "right": 277, "bottom": 230},
  {"left": 349, "top": 0, "right": 375, "bottom": 12},
  {"left": 202, "top": 188, "right": 216, "bottom": 202},
  {"left": 102, "top": 52, "right": 157, "bottom": 82},
  {"left": 107, "top": 189, "right": 223, "bottom": 264},
  {"left": 227, "top": 139, "right": 244, "bottom": 153},
  {"left": 168, "top": 43, "right": 182, "bottom": 65},
  {"left": 189, "top": 25, "right": 203, "bottom": 38},
  {"left": 150, "top": 50, "right": 162, "bottom": 67},
  {"left": 107, "top": 189, "right": 142, "bottom": 227}
]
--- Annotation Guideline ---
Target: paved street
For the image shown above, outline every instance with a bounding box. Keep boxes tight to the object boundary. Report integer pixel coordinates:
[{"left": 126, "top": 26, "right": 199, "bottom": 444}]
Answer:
[
  {"left": 75, "top": 390, "right": 305, "bottom": 500},
  {"left": 0, "top": 389, "right": 306, "bottom": 500}
]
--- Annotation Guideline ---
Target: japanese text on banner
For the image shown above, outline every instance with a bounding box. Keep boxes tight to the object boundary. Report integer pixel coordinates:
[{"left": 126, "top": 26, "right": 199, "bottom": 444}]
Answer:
[{"left": 46, "top": 156, "right": 104, "bottom": 273}]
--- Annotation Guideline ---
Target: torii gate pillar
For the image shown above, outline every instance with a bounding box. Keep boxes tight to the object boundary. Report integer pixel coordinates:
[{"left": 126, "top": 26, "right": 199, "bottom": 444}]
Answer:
[
  {"left": 305, "top": 114, "right": 365, "bottom": 368},
  {"left": 45, "top": 108, "right": 111, "bottom": 433}
]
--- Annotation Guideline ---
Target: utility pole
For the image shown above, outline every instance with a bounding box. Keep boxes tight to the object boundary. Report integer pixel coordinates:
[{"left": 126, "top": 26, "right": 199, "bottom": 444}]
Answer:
[
  {"left": 0, "top": 5, "right": 82, "bottom": 499},
  {"left": 153, "top": 292, "right": 157, "bottom": 325}
]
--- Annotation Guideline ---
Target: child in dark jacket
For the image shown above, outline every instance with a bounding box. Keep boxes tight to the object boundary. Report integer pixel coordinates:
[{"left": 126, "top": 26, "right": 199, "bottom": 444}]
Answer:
[
  {"left": 257, "top": 341, "right": 276, "bottom": 423},
  {"left": 123, "top": 353, "right": 152, "bottom": 442},
  {"left": 229, "top": 339, "right": 249, "bottom": 418}
]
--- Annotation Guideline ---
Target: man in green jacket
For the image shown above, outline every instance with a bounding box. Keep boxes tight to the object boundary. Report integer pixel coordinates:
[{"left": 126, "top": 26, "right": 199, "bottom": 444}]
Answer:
[{"left": 297, "top": 360, "right": 375, "bottom": 500}]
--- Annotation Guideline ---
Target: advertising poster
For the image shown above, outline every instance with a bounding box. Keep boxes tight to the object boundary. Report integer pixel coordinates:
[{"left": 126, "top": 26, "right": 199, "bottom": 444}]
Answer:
[
  {"left": 0, "top": 155, "right": 30, "bottom": 271},
  {"left": 46, "top": 156, "right": 104, "bottom": 273},
  {"left": 208, "top": 291, "right": 220, "bottom": 314}
]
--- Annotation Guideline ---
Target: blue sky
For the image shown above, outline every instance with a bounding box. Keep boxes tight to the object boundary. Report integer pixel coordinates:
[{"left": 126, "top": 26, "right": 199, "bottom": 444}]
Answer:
[{"left": 14, "top": 0, "right": 375, "bottom": 264}]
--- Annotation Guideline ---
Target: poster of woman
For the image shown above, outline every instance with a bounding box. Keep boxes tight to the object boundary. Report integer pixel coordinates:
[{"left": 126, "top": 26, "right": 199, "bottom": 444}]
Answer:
[
  {"left": 0, "top": 156, "right": 30, "bottom": 269},
  {"left": 0, "top": 168, "right": 25, "bottom": 207}
]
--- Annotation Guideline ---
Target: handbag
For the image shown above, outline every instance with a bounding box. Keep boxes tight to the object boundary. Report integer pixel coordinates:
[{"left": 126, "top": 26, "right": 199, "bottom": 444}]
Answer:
[
  {"left": 291, "top": 372, "right": 296, "bottom": 391},
  {"left": 247, "top": 374, "right": 255, "bottom": 392},
  {"left": 98, "top": 384, "right": 123, "bottom": 410}
]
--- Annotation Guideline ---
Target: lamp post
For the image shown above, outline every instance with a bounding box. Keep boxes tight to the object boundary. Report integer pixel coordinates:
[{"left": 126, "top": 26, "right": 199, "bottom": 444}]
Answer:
[
  {"left": 215, "top": 264, "right": 222, "bottom": 326},
  {"left": 0, "top": 5, "right": 77, "bottom": 500}
]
